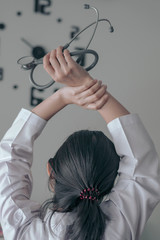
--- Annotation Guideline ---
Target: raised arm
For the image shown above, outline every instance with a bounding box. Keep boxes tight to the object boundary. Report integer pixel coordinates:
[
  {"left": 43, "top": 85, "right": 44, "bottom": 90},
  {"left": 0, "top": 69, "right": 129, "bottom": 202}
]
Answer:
[
  {"left": 98, "top": 93, "right": 130, "bottom": 124},
  {"left": 43, "top": 46, "right": 129, "bottom": 122},
  {"left": 32, "top": 80, "right": 108, "bottom": 120},
  {"left": 32, "top": 46, "right": 109, "bottom": 120}
]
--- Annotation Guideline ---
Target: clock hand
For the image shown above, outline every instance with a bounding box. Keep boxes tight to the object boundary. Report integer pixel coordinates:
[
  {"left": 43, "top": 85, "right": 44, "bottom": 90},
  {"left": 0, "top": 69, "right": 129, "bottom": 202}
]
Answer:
[
  {"left": 21, "top": 38, "right": 33, "bottom": 48},
  {"left": 21, "top": 38, "right": 46, "bottom": 59}
]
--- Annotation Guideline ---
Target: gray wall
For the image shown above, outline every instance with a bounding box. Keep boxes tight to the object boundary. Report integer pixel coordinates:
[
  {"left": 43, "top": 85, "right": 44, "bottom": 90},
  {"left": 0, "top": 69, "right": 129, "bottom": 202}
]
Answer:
[{"left": 0, "top": 0, "right": 160, "bottom": 239}]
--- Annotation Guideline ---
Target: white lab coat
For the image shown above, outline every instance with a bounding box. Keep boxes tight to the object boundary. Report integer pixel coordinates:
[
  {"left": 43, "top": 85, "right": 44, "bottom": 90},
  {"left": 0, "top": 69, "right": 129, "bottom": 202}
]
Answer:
[{"left": 0, "top": 109, "right": 160, "bottom": 240}]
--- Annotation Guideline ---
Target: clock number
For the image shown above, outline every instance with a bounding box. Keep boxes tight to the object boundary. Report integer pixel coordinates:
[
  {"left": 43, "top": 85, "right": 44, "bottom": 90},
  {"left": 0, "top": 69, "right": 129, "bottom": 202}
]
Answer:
[
  {"left": 30, "top": 87, "right": 44, "bottom": 106},
  {"left": 34, "top": 0, "right": 52, "bottom": 15},
  {"left": 30, "top": 87, "right": 60, "bottom": 106},
  {"left": 0, "top": 23, "right": 6, "bottom": 30},
  {"left": 70, "top": 26, "right": 80, "bottom": 40},
  {"left": 0, "top": 68, "right": 3, "bottom": 81},
  {"left": 13, "top": 84, "right": 19, "bottom": 89}
]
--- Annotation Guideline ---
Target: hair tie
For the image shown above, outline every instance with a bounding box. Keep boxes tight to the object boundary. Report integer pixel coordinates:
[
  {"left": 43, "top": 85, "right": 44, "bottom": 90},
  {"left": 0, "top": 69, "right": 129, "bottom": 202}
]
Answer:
[{"left": 79, "top": 187, "right": 100, "bottom": 201}]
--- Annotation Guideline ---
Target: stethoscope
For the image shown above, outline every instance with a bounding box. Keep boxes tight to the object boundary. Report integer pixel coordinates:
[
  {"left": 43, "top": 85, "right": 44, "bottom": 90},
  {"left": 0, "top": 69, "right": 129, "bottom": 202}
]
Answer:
[{"left": 17, "top": 4, "right": 114, "bottom": 90}]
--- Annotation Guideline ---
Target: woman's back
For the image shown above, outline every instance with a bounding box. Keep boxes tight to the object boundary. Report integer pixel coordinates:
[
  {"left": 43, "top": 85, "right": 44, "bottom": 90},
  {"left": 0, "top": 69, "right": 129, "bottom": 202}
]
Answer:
[{"left": 0, "top": 110, "right": 159, "bottom": 240}]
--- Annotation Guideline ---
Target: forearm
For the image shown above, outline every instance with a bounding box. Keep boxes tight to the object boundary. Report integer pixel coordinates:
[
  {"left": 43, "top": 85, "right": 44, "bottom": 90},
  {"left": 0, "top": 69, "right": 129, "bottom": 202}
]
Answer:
[
  {"left": 32, "top": 89, "right": 66, "bottom": 121},
  {"left": 98, "top": 92, "right": 130, "bottom": 124}
]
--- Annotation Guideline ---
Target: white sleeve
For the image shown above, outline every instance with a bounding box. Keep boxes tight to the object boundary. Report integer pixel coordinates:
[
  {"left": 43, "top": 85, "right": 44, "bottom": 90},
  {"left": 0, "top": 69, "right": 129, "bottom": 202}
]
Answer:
[
  {"left": 107, "top": 113, "right": 160, "bottom": 239},
  {"left": 0, "top": 109, "right": 47, "bottom": 240}
]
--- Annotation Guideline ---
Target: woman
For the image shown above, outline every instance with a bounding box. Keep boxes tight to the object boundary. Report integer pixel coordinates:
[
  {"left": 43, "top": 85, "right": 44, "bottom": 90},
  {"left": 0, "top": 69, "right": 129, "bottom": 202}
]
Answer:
[{"left": 0, "top": 46, "right": 160, "bottom": 240}]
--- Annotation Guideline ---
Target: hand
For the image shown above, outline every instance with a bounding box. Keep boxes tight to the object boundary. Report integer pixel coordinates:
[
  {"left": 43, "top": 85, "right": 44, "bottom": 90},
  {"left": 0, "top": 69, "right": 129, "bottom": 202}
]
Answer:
[
  {"left": 32, "top": 77, "right": 108, "bottom": 121},
  {"left": 59, "top": 79, "right": 108, "bottom": 110},
  {"left": 43, "top": 46, "right": 94, "bottom": 87}
]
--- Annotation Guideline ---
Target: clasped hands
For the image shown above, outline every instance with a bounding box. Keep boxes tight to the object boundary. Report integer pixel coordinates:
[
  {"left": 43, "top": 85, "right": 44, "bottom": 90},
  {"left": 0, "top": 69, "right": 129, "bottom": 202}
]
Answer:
[{"left": 43, "top": 46, "right": 108, "bottom": 110}]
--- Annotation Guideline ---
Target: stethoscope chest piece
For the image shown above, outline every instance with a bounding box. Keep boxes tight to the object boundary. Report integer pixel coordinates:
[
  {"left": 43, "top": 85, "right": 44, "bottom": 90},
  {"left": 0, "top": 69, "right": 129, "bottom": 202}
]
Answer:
[
  {"left": 17, "top": 56, "right": 38, "bottom": 70},
  {"left": 17, "top": 56, "right": 55, "bottom": 90}
]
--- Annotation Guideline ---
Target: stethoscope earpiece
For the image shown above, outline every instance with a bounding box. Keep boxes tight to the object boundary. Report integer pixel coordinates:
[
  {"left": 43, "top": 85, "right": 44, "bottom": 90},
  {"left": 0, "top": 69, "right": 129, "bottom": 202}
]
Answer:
[
  {"left": 110, "top": 26, "right": 114, "bottom": 33},
  {"left": 84, "top": 4, "right": 90, "bottom": 9},
  {"left": 17, "top": 4, "right": 114, "bottom": 90}
]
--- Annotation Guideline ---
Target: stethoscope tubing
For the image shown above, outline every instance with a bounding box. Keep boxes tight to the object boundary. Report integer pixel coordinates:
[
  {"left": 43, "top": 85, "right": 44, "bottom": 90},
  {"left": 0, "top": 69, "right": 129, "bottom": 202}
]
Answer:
[
  {"left": 17, "top": 4, "right": 114, "bottom": 90},
  {"left": 29, "top": 49, "right": 99, "bottom": 90}
]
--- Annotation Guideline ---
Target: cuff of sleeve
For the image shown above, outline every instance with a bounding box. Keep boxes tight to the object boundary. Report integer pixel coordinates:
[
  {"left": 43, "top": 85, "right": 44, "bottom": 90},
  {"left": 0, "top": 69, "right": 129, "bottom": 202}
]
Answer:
[
  {"left": 107, "top": 113, "right": 140, "bottom": 132},
  {"left": 4, "top": 108, "right": 47, "bottom": 144},
  {"left": 15, "top": 108, "right": 47, "bottom": 132}
]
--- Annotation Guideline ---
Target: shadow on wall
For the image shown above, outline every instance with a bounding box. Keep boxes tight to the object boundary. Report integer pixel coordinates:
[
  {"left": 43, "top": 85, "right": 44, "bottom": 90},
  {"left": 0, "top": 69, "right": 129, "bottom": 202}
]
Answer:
[{"left": 140, "top": 222, "right": 157, "bottom": 240}]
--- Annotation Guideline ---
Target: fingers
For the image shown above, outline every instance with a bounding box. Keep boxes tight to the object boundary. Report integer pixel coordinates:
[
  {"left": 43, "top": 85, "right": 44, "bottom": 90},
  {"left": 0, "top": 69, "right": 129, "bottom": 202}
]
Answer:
[
  {"left": 79, "top": 80, "right": 102, "bottom": 98},
  {"left": 49, "top": 46, "right": 77, "bottom": 69},
  {"left": 43, "top": 46, "right": 72, "bottom": 82},
  {"left": 48, "top": 46, "right": 71, "bottom": 69},
  {"left": 56, "top": 46, "right": 68, "bottom": 67},
  {"left": 63, "top": 48, "right": 76, "bottom": 66},
  {"left": 50, "top": 49, "right": 61, "bottom": 69},
  {"left": 43, "top": 46, "right": 65, "bottom": 70},
  {"left": 83, "top": 84, "right": 107, "bottom": 104},
  {"left": 87, "top": 93, "right": 109, "bottom": 110},
  {"left": 81, "top": 84, "right": 107, "bottom": 108},
  {"left": 43, "top": 53, "right": 55, "bottom": 77},
  {"left": 73, "top": 79, "right": 98, "bottom": 94},
  {"left": 73, "top": 79, "right": 108, "bottom": 109},
  {"left": 75, "top": 80, "right": 105, "bottom": 102}
]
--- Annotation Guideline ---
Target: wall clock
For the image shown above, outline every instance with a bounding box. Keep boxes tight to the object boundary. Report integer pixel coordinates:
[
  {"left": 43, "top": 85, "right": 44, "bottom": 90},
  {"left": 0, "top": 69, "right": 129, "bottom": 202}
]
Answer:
[{"left": 0, "top": 0, "right": 88, "bottom": 107}]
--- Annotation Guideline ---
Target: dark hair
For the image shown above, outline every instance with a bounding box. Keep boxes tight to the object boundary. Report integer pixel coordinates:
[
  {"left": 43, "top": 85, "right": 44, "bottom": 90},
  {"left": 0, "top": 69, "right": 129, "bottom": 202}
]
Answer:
[{"left": 40, "top": 130, "right": 120, "bottom": 240}]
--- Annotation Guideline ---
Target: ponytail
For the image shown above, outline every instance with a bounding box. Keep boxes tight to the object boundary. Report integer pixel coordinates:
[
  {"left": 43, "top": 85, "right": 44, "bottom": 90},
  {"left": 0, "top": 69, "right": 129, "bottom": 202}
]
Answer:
[
  {"left": 68, "top": 195, "right": 108, "bottom": 240},
  {"left": 42, "top": 130, "right": 120, "bottom": 240}
]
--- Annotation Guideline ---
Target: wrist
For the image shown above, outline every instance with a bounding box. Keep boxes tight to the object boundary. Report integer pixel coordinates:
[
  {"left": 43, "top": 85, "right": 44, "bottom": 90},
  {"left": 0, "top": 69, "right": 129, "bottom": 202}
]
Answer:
[
  {"left": 98, "top": 92, "right": 130, "bottom": 124},
  {"left": 31, "top": 89, "right": 68, "bottom": 121},
  {"left": 58, "top": 88, "right": 72, "bottom": 106},
  {"left": 83, "top": 76, "right": 94, "bottom": 86}
]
